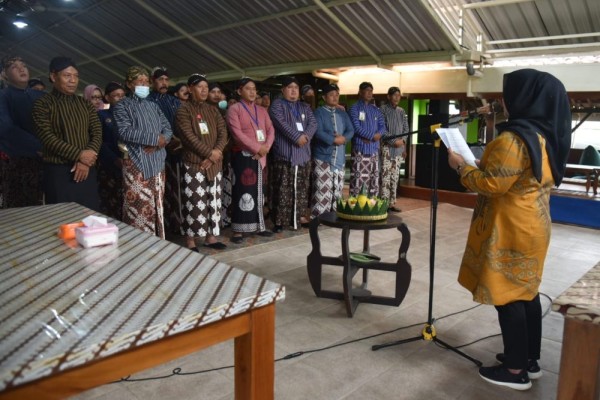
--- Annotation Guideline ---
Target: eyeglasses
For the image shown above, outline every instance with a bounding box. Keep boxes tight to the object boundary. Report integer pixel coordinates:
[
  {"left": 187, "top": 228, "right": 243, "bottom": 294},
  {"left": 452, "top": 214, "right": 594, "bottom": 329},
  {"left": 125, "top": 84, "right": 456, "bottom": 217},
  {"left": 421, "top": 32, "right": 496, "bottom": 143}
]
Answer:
[{"left": 91, "top": 95, "right": 103, "bottom": 100}]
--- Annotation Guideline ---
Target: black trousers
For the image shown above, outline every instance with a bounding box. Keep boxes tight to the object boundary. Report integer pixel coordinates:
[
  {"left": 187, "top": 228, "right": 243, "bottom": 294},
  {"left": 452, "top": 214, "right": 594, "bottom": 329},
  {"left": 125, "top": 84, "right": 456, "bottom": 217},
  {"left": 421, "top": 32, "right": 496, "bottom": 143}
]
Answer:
[
  {"left": 43, "top": 163, "right": 100, "bottom": 212},
  {"left": 495, "top": 293, "right": 542, "bottom": 370}
]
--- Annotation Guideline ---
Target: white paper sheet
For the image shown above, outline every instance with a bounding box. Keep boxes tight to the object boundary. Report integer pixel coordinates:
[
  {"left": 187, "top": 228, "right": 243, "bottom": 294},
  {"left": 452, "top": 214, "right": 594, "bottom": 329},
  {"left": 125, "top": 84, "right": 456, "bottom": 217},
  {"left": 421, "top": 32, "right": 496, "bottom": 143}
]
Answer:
[{"left": 436, "top": 128, "right": 478, "bottom": 167}]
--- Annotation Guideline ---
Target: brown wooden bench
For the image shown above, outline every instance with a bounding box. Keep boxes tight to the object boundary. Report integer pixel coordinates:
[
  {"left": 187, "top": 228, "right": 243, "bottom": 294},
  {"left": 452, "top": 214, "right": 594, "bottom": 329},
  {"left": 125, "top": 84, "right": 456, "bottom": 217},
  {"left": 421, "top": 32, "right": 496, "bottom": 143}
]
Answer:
[{"left": 564, "top": 164, "right": 599, "bottom": 195}]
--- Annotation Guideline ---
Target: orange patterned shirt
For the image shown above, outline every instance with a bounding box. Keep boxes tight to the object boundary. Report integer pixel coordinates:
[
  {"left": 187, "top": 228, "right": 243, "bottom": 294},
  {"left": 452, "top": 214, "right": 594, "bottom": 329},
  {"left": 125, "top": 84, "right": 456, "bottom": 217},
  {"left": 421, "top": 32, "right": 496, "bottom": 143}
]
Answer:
[{"left": 457, "top": 131, "right": 554, "bottom": 305}]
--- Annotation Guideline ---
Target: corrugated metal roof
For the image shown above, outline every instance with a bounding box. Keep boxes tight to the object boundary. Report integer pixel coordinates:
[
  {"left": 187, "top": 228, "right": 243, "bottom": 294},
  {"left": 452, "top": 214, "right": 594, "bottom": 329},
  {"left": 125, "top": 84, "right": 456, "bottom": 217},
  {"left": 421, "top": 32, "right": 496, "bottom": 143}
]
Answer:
[{"left": 0, "top": 0, "right": 597, "bottom": 87}]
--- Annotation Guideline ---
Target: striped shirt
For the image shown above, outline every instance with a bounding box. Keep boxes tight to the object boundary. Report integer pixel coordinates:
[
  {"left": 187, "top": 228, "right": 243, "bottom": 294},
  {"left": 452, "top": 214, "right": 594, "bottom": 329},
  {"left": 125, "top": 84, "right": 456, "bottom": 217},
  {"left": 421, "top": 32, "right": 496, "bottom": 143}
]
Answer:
[
  {"left": 348, "top": 100, "right": 386, "bottom": 156},
  {"left": 148, "top": 92, "right": 181, "bottom": 129},
  {"left": 380, "top": 103, "right": 409, "bottom": 158},
  {"left": 112, "top": 95, "right": 173, "bottom": 180},
  {"left": 32, "top": 89, "right": 102, "bottom": 164},
  {"left": 269, "top": 98, "right": 317, "bottom": 166}
]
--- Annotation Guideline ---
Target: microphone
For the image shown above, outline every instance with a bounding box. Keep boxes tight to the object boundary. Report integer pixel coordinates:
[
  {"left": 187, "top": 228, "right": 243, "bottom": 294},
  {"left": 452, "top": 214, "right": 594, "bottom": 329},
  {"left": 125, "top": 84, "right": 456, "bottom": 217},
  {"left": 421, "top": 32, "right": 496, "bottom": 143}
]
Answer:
[{"left": 455, "top": 101, "right": 503, "bottom": 120}]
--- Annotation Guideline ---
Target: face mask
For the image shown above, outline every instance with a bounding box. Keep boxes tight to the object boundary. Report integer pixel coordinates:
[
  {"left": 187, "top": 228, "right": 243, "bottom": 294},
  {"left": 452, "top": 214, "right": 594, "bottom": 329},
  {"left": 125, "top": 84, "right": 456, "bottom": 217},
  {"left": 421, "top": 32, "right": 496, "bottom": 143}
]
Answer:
[
  {"left": 218, "top": 100, "right": 228, "bottom": 110},
  {"left": 134, "top": 85, "right": 149, "bottom": 99}
]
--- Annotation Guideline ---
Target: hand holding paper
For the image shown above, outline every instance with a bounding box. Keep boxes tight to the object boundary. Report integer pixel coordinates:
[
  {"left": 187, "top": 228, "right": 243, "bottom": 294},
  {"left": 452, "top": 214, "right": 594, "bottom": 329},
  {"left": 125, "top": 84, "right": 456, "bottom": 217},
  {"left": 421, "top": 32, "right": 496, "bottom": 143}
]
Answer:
[{"left": 436, "top": 128, "right": 478, "bottom": 167}]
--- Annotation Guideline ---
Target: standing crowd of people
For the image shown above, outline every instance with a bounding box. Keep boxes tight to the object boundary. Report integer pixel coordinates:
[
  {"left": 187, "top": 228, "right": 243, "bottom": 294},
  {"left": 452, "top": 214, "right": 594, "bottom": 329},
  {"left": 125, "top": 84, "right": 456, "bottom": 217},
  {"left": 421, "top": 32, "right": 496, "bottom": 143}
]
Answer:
[
  {"left": 0, "top": 53, "right": 574, "bottom": 392},
  {"left": 0, "top": 55, "right": 409, "bottom": 251}
]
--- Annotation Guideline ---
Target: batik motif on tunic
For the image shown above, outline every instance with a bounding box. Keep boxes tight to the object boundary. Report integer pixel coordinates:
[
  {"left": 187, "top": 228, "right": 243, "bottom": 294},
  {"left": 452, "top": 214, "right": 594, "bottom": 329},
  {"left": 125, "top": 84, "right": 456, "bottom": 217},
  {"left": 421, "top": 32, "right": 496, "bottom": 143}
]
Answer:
[
  {"left": 231, "top": 151, "right": 265, "bottom": 233},
  {"left": 311, "top": 159, "right": 344, "bottom": 218},
  {"left": 379, "top": 145, "right": 401, "bottom": 204},
  {"left": 270, "top": 159, "right": 310, "bottom": 229},
  {"left": 350, "top": 151, "right": 379, "bottom": 197},
  {"left": 181, "top": 163, "right": 222, "bottom": 238},
  {"left": 122, "top": 159, "right": 165, "bottom": 239}
]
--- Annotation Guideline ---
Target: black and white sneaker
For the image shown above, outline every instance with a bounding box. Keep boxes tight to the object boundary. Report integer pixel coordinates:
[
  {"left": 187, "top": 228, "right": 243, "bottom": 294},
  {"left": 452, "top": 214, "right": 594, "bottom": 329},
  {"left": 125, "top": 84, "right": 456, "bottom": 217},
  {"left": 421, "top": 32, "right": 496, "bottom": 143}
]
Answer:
[
  {"left": 479, "top": 365, "right": 532, "bottom": 390},
  {"left": 496, "top": 353, "right": 543, "bottom": 379}
]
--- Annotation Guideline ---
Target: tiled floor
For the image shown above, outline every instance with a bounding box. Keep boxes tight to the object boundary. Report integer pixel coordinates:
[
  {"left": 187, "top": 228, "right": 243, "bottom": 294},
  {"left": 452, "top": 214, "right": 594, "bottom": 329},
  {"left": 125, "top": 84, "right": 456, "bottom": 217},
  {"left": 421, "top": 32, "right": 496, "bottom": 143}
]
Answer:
[{"left": 72, "top": 199, "right": 600, "bottom": 400}]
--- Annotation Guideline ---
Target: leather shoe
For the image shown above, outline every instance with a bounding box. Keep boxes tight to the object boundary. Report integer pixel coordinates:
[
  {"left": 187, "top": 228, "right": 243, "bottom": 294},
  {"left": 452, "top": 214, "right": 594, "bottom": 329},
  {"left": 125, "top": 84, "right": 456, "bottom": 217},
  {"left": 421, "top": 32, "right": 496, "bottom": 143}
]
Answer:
[
  {"left": 231, "top": 235, "right": 244, "bottom": 244},
  {"left": 272, "top": 225, "right": 283, "bottom": 233},
  {"left": 203, "top": 242, "right": 227, "bottom": 250},
  {"left": 389, "top": 206, "right": 402, "bottom": 213},
  {"left": 257, "top": 230, "right": 273, "bottom": 237}
]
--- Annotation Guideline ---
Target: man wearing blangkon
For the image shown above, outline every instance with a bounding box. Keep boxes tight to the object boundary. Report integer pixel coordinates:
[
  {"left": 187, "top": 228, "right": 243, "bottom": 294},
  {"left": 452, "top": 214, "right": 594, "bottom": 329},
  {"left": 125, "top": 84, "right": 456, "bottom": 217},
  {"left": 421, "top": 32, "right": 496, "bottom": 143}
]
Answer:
[{"left": 32, "top": 56, "right": 102, "bottom": 210}]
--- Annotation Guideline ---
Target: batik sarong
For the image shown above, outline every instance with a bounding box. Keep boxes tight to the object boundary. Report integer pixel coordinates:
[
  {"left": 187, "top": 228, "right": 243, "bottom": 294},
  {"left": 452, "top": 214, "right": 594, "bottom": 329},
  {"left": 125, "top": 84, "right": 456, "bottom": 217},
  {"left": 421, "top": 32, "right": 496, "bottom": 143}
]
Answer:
[
  {"left": 221, "top": 161, "right": 233, "bottom": 227},
  {"left": 349, "top": 151, "right": 379, "bottom": 197},
  {"left": 163, "top": 157, "right": 183, "bottom": 235},
  {"left": 181, "top": 163, "right": 222, "bottom": 238},
  {"left": 231, "top": 151, "right": 265, "bottom": 233},
  {"left": 98, "top": 163, "right": 123, "bottom": 221},
  {"left": 122, "top": 159, "right": 165, "bottom": 239},
  {"left": 379, "top": 145, "right": 402, "bottom": 204},
  {"left": 311, "top": 159, "right": 344, "bottom": 218},
  {"left": 270, "top": 159, "right": 310, "bottom": 229}
]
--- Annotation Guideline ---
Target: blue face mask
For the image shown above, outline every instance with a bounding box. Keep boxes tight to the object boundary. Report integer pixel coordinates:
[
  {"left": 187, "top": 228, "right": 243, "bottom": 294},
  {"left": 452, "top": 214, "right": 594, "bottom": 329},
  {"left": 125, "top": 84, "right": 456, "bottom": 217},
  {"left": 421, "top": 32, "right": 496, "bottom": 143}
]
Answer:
[
  {"left": 218, "top": 100, "right": 228, "bottom": 110},
  {"left": 134, "top": 85, "right": 149, "bottom": 99}
]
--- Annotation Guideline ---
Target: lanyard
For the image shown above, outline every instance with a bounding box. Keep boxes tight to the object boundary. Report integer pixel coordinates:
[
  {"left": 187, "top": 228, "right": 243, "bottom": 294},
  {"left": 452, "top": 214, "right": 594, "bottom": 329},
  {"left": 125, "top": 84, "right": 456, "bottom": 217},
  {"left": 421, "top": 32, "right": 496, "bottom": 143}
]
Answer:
[
  {"left": 287, "top": 100, "right": 302, "bottom": 121},
  {"left": 240, "top": 101, "right": 260, "bottom": 128}
]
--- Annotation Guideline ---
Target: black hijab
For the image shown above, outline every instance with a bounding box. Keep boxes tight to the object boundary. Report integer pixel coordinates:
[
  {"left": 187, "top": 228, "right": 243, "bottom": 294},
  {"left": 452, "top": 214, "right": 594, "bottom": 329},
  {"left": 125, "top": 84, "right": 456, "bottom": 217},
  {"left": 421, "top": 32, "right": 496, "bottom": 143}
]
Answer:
[{"left": 496, "top": 69, "right": 571, "bottom": 186}]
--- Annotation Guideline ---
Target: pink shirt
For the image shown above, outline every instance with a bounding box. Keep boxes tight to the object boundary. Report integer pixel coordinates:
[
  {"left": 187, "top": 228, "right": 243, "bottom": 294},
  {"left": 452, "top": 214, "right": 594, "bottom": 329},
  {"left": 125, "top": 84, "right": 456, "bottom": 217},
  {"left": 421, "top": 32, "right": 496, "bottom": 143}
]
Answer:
[{"left": 226, "top": 100, "right": 275, "bottom": 169}]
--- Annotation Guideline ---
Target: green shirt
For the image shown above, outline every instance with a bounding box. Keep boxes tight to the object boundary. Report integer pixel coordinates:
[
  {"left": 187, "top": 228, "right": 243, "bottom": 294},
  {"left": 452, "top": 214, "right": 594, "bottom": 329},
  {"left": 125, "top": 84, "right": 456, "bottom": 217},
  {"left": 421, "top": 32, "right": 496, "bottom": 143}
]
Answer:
[{"left": 32, "top": 89, "right": 102, "bottom": 164}]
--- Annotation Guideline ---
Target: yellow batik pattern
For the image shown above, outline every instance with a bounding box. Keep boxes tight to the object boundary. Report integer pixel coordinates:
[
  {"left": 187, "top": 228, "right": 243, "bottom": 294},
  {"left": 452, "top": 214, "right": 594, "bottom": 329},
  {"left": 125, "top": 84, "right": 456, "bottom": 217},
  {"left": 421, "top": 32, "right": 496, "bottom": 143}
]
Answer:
[{"left": 457, "top": 131, "right": 554, "bottom": 305}]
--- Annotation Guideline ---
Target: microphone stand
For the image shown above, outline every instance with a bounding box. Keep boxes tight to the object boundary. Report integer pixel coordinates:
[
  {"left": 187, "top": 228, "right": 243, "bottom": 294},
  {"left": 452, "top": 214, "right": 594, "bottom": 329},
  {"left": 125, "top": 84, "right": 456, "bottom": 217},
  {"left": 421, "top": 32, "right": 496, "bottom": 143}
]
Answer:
[{"left": 371, "top": 117, "right": 482, "bottom": 368}]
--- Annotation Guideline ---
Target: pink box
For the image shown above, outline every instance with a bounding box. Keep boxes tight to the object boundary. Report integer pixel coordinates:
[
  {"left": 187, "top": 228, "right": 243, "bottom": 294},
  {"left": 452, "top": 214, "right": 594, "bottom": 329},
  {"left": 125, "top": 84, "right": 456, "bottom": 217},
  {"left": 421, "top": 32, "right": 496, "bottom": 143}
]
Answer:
[{"left": 75, "top": 224, "right": 119, "bottom": 248}]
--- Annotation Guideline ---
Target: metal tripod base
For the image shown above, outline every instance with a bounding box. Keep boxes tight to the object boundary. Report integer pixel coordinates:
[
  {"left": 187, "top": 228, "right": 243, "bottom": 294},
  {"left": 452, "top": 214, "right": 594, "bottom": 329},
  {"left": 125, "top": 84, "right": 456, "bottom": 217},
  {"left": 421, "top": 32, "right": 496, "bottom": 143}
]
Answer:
[{"left": 371, "top": 324, "right": 482, "bottom": 367}]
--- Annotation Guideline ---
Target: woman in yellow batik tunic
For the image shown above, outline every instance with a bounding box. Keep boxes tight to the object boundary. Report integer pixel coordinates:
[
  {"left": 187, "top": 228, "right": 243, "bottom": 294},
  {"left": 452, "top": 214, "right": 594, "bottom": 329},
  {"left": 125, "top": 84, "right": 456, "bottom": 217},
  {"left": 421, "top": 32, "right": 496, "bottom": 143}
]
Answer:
[{"left": 448, "top": 69, "right": 571, "bottom": 391}]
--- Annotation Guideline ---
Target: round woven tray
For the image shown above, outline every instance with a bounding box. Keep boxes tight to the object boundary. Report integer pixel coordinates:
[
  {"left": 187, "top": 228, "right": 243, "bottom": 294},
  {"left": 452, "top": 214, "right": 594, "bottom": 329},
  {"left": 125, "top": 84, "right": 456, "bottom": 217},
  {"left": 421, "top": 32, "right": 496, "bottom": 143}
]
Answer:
[{"left": 335, "top": 211, "right": 388, "bottom": 221}]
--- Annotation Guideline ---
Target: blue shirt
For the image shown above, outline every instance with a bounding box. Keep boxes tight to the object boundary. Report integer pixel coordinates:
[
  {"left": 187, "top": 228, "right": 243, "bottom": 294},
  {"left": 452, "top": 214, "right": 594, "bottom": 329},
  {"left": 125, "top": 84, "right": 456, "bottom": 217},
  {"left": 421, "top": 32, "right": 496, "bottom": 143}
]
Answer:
[
  {"left": 0, "top": 85, "right": 44, "bottom": 157},
  {"left": 148, "top": 92, "right": 180, "bottom": 129},
  {"left": 113, "top": 95, "right": 173, "bottom": 179},
  {"left": 312, "top": 106, "right": 354, "bottom": 171},
  {"left": 269, "top": 98, "right": 317, "bottom": 167},
  {"left": 98, "top": 109, "right": 121, "bottom": 172},
  {"left": 349, "top": 100, "right": 386, "bottom": 156}
]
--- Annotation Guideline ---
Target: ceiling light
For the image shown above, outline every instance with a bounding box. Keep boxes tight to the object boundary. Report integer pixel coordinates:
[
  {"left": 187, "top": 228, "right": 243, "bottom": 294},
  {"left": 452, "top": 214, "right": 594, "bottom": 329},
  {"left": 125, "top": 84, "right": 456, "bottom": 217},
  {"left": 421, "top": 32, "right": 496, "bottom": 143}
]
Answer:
[{"left": 13, "top": 15, "right": 28, "bottom": 29}]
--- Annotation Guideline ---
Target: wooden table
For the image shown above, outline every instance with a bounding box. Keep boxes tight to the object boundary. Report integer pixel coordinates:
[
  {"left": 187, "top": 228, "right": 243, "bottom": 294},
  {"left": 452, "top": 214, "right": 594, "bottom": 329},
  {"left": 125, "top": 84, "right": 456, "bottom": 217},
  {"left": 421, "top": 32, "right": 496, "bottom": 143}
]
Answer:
[
  {"left": 564, "top": 163, "right": 599, "bottom": 195},
  {"left": 0, "top": 203, "right": 285, "bottom": 400},
  {"left": 306, "top": 212, "right": 411, "bottom": 317},
  {"left": 552, "top": 261, "right": 600, "bottom": 400}
]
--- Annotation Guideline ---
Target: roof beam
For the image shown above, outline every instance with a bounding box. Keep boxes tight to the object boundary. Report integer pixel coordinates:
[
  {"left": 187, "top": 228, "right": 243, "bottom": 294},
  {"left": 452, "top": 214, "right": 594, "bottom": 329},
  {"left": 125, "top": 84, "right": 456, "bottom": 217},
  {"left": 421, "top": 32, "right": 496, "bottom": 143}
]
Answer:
[
  {"left": 61, "top": 16, "right": 150, "bottom": 71},
  {"left": 173, "top": 50, "right": 455, "bottom": 82},
  {"left": 418, "top": 0, "right": 462, "bottom": 52},
  {"left": 132, "top": 0, "right": 244, "bottom": 75},
  {"left": 28, "top": 23, "right": 123, "bottom": 79},
  {"left": 78, "top": 0, "right": 364, "bottom": 67},
  {"left": 462, "top": 0, "right": 534, "bottom": 10},
  {"left": 487, "top": 32, "right": 600, "bottom": 45},
  {"left": 487, "top": 42, "right": 600, "bottom": 54},
  {"left": 312, "top": 0, "right": 381, "bottom": 65}
]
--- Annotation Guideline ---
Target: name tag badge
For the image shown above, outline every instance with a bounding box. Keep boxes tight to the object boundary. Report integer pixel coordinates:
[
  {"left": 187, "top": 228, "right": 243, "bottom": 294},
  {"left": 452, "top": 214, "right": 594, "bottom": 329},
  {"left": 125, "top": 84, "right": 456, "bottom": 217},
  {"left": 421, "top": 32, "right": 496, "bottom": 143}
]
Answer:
[
  {"left": 296, "top": 122, "right": 304, "bottom": 132},
  {"left": 199, "top": 122, "right": 209, "bottom": 135},
  {"left": 256, "top": 129, "right": 265, "bottom": 142},
  {"left": 359, "top": 111, "right": 365, "bottom": 121},
  {"left": 301, "top": 113, "right": 305, "bottom": 120}
]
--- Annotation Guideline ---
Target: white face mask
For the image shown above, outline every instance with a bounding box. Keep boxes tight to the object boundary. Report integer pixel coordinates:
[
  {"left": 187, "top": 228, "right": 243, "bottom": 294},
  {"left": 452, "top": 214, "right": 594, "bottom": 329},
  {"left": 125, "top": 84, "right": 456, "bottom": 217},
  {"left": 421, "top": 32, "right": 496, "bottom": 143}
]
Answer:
[
  {"left": 134, "top": 85, "right": 149, "bottom": 99},
  {"left": 218, "top": 100, "right": 228, "bottom": 110}
]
